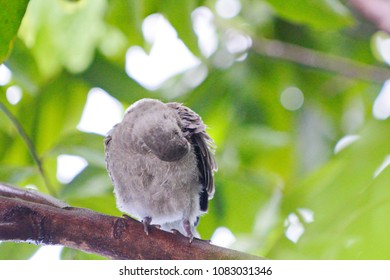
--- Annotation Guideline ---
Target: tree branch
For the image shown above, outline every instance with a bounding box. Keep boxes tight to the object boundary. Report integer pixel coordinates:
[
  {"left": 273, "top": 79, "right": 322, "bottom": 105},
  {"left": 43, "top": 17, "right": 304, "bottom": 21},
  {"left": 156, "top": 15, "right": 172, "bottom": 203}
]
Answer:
[
  {"left": 0, "top": 183, "right": 261, "bottom": 260},
  {"left": 251, "top": 37, "right": 390, "bottom": 84},
  {"left": 0, "top": 183, "right": 67, "bottom": 208},
  {"left": 349, "top": 0, "right": 390, "bottom": 34}
]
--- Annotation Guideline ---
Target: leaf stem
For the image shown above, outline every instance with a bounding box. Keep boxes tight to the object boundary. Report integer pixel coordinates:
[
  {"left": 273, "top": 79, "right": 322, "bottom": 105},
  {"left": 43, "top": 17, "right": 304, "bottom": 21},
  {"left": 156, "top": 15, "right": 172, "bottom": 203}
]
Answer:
[{"left": 0, "top": 101, "right": 57, "bottom": 197}]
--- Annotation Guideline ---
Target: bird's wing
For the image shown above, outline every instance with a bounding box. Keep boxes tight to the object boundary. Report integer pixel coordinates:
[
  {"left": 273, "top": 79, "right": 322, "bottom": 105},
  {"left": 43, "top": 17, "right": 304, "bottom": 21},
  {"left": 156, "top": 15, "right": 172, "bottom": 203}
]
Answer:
[{"left": 167, "top": 102, "right": 217, "bottom": 212}]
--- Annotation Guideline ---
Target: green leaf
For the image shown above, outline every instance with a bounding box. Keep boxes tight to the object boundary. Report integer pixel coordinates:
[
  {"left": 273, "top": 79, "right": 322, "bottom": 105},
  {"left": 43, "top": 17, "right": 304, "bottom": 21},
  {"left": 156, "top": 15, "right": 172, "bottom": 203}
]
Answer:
[
  {"left": 0, "top": 242, "right": 40, "bottom": 260},
  {"left": 80, "top": 53, "right": 149, "bottom": 103},
  {"left": 105, "top": 0, "right": 144, "bottom": 46},
  {"left": 28, "top": 74, "right": 89, "bottom": 154},
  {"left": 264, "top": 0, "right": 354, "bottom": 30},
  {"left": 60, "top": 165, "right": 111, "bottom": 200},
  {"left": 5, "top": 39, "right": 42, "bottom": 92},
  {"left": 51, "top": 131, "right": 106, "bottom": 168},
  {"left": 61, "top": 247, "right": 107, "bottom": 260},
  {"left": 0, "top": 165, "right": 35, "bottom": 184},
  {"left": 0, "top": 73, "right": 88, "bottom": 194},
  {"left": 18, "top": 0, "right": 107, "bottom": 77},
  {"left": 160, "top": 0, "right": 200, "bottom": 56},
  {"left": 0, "top": 0, "right": 30, "bottom": 63},
  {"left": 275, "top": 119, "right": 390, "bottom": 259},
  {"left": 66, "top": 194, "right": 121, "bottom": 217}
]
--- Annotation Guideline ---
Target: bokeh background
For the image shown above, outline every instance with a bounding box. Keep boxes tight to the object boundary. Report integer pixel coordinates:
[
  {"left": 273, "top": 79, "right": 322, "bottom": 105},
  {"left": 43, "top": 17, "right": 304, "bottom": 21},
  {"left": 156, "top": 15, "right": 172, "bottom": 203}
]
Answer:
[{"left": 1, "top": 0, "right": 390, "bottom": 259}]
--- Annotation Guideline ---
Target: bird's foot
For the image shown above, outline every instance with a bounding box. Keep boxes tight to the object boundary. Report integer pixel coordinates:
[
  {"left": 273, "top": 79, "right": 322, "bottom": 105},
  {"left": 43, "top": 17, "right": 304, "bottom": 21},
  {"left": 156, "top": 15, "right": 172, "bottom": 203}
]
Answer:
[
  {"left": 170, "top": 228, "right": 193, "bottom": 243},
  {"left": 182, "top": 219, "right": 194, "bottom": 243},
  {"left": 123, "top": 215, "right": 160, "bottom": 234},
  {"left": 142, "top": 216, "right": 152, "bottom": 235}
]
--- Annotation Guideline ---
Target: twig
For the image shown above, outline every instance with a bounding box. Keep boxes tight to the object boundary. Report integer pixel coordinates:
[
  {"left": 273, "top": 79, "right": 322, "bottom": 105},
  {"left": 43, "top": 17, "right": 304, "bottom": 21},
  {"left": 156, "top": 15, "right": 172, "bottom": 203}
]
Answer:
[
  {"left": 349, "top": 0, "right": 390, "bottom": 34},
  {"left": 0, "top": 102, "right": 57, "bottom": 196},
  {"left": 0, "top": 183, "right": 261, "bottom": 260},
  {"left": 251, "top": 37, "right": 390, "bottom": 84},
  {"left": 0, "top": 183, "right": 67, "bottom": 208}
]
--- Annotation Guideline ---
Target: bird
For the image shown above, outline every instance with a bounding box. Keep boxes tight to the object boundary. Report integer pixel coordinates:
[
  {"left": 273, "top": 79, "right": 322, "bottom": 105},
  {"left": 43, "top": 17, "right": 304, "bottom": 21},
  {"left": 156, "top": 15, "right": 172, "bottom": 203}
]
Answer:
[{"left": 104, "top": 98, "right": 217, "bottom": 241}]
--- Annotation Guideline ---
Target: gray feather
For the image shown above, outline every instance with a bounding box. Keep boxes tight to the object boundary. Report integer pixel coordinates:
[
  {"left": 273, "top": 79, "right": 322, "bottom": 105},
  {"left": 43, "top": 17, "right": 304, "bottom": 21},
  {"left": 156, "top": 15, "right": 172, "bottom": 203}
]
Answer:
[{"left": 104, "top": 98, "right": 217, "bottom": 238}]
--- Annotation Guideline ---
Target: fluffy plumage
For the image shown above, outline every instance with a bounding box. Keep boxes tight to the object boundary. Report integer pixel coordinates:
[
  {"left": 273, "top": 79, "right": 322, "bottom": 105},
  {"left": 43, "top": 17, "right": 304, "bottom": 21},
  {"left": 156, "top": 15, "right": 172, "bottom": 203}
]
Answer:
[{"left": 104, "top": 98, "right": 217, "bottom": 240}]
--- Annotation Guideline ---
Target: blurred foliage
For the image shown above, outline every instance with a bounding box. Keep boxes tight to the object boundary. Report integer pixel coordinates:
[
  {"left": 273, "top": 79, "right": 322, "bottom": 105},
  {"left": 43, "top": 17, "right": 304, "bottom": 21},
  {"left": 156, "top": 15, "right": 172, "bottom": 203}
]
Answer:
[
  {"left": 0, "top": 0, "right": 30, "bottom": 62},
  {"left": 1, "top": 0, "right": 390, "bottom": 259}
]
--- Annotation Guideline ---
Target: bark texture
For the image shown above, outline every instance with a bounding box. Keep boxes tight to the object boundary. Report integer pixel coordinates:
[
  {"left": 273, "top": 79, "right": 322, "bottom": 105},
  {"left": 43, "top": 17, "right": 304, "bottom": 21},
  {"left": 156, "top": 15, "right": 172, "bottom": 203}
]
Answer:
[{"left": 0, "top": 183, "right": 260, "bottom": 260}]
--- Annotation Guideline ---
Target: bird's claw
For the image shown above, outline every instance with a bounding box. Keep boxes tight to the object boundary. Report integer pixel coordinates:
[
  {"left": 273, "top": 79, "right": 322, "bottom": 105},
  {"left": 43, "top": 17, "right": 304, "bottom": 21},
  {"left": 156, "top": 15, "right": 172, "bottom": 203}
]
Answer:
[
  {"left": 183, "top": 219, "right": 194, "bottom": 243},
  {"left": 141, "top": 217, "right": 161, "bottom": 235},
  {"left": 170, "top": 228, "right": 194, "bottom": 243},
  {"left": 169, "top": 219, "right": 196, "bottom": 243},
  {"left": 142, "top": 216, "right": 152, "bottom": 235}
]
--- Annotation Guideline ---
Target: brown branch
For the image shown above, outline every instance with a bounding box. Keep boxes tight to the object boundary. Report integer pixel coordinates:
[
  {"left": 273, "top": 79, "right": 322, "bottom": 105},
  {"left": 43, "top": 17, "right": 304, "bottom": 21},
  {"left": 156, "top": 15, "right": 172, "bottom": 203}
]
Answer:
[
  {"left": 0, "top": 183, "right": 261, "bottom": 260},
  {"left": 349, "top": 0, "right": 390, "bottom": 34},
  {"left": 0, "top": 183, "right": 68, "bottom": 208},
  {"left": 251, "top": 37, "right": 390, "bottom": 84}
]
